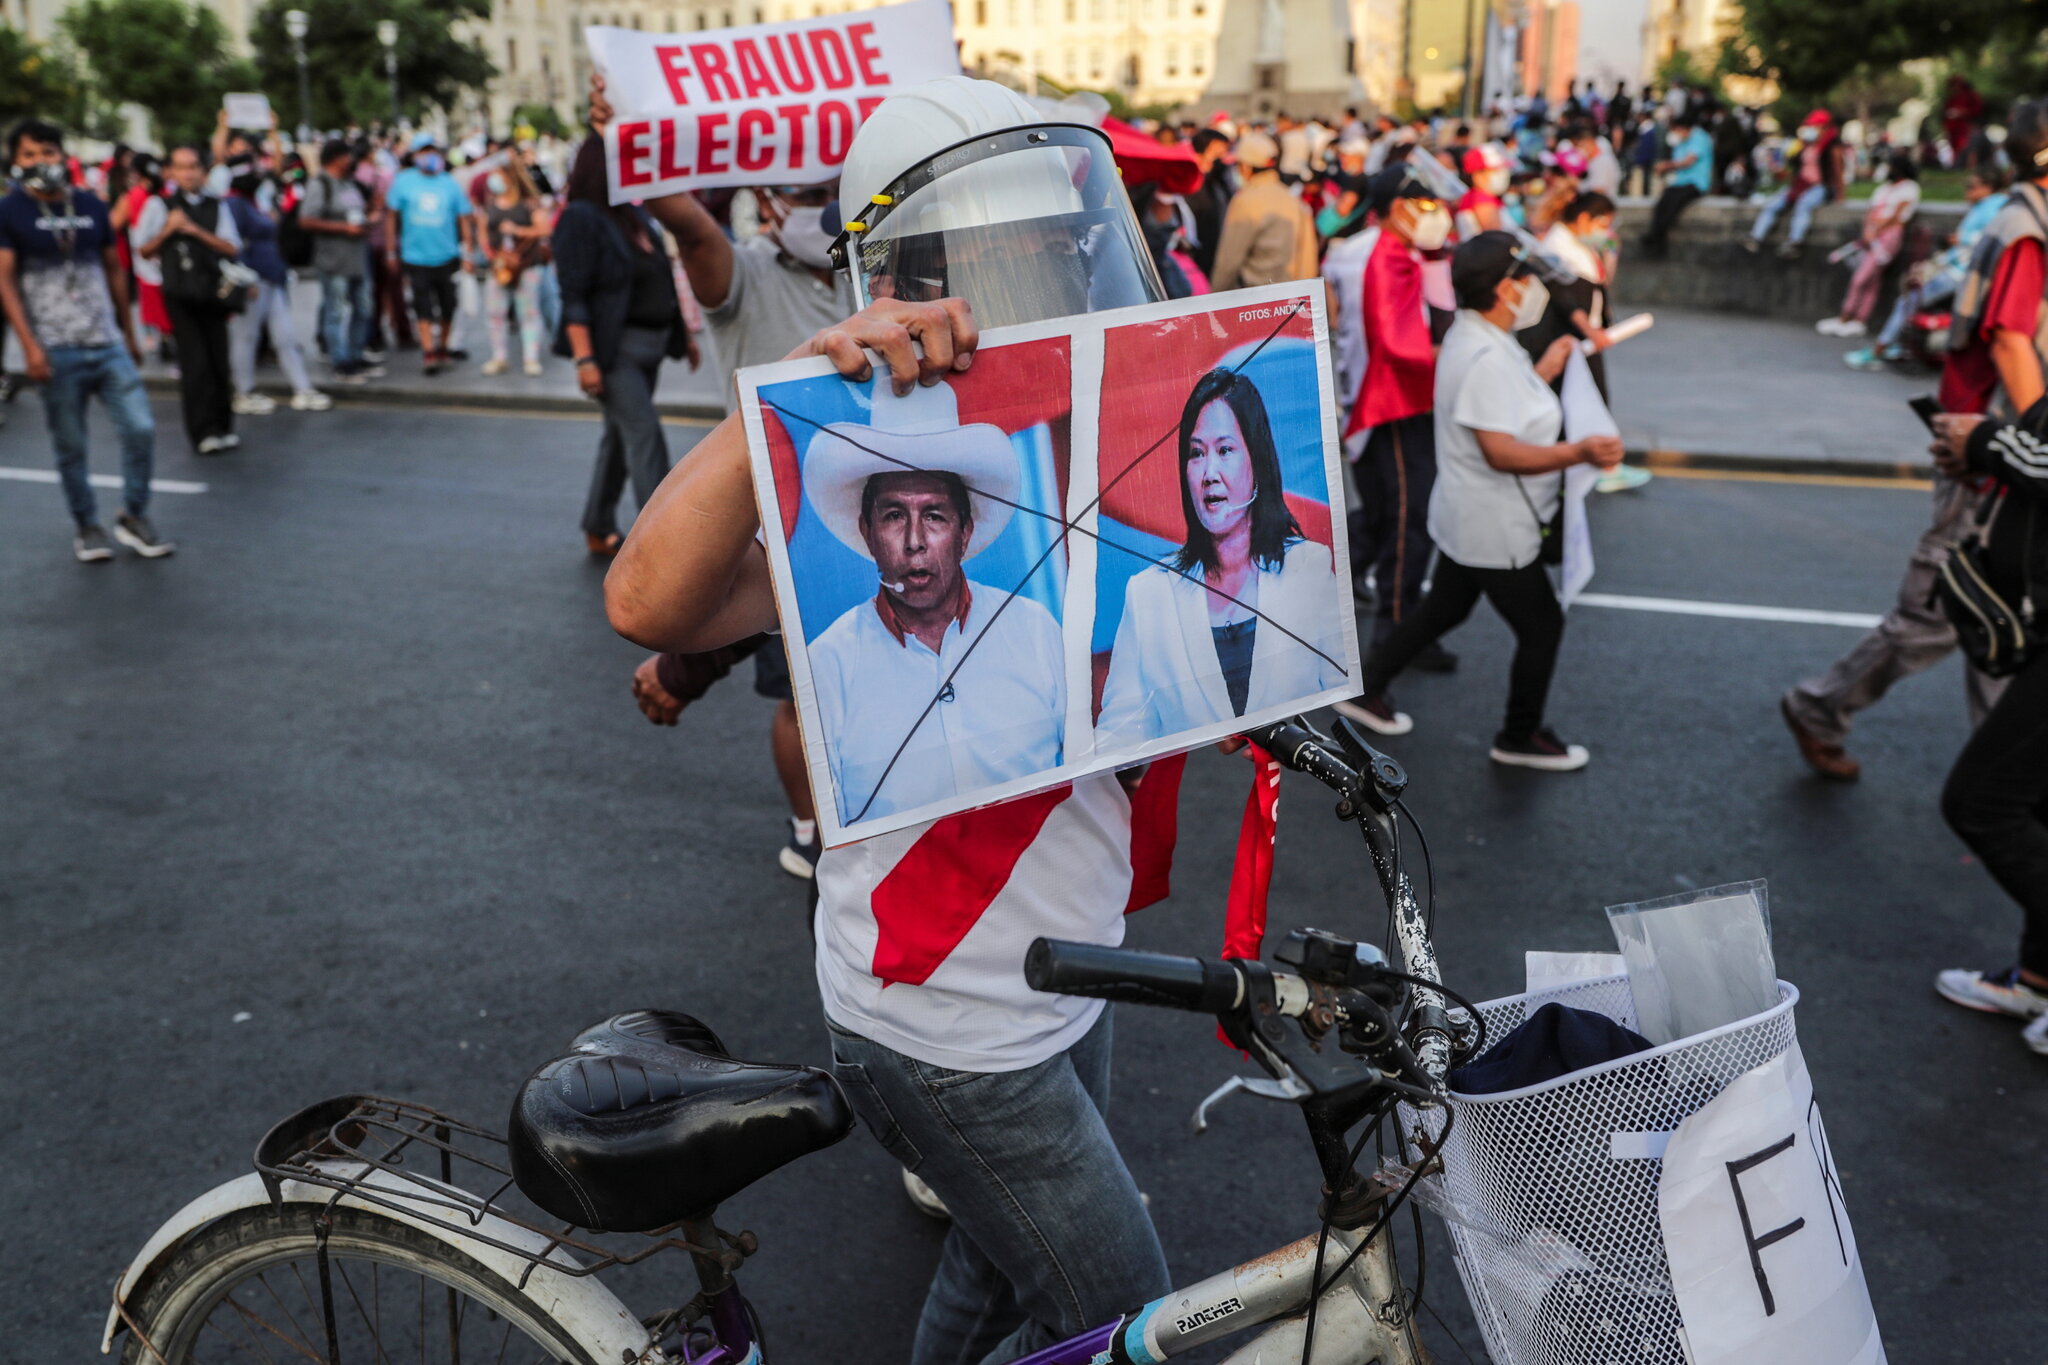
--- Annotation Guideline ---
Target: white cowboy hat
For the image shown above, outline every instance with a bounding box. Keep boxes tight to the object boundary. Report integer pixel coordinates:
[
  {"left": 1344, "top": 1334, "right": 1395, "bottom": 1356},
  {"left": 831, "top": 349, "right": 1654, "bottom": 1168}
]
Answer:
[{"left": 803, "top": 380, "right": 1020, "bottom": 562}]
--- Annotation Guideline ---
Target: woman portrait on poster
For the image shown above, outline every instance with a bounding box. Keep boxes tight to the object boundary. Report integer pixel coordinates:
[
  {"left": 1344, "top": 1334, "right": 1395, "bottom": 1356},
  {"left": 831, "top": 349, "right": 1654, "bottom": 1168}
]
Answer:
[{"left": 1096, "top": 367, "right": 1345, "bottom": 751}]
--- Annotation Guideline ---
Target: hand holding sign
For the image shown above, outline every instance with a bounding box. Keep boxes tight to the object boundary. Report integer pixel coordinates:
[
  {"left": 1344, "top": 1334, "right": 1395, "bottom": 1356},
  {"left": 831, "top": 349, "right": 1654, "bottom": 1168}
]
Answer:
[{"left": 588, "top": 0, "right": 959, "bottom": 204}]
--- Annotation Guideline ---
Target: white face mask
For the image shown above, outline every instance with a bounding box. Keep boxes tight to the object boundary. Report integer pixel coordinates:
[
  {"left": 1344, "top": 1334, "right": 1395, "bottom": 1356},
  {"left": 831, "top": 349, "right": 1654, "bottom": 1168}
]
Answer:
[
  {"left": 1508, "top": 276, "right": 1549, "bottom": 331},
  {"left": 1407, "top": 206, "right": 1452, "bottom": 251},
  {"left": 775, "top": 201, "right": 836, "bottom": 269},
  {"left": 1798, "top": 126, "right": 1820, "bottom": 144},
  {"left": 1480, "top": 169, "right": 1511, "bottom": 196}
]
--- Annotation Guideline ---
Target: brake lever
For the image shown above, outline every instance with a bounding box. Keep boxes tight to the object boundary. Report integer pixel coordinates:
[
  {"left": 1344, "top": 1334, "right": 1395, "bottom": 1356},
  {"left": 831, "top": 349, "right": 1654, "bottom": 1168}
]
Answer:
[{"left": 1190, "top": 1073, "right": 1312, "bottom": 1134}]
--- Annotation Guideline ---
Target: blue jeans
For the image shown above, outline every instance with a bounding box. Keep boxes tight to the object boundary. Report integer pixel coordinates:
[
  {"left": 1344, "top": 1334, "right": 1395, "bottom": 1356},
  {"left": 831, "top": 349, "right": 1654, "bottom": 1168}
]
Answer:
[
  {"left": 319, "top": 271, "right": 372, "bottom": 370},
  {"left": 1751, "top": 183, "right": 1828, "bottom": 244},
  {"left": 827, "top": 1008, "right": 1170, "bottom": 1365},
  {"left": 40, "top": 344, "right": 156, "bottom": 527}
]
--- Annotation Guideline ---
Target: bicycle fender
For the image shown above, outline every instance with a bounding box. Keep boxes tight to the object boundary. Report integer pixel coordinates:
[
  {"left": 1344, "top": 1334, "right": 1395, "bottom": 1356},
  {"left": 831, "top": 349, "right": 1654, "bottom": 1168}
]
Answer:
[{"left": 101, "top": 1165, "right": 654, "bottom": 1362}]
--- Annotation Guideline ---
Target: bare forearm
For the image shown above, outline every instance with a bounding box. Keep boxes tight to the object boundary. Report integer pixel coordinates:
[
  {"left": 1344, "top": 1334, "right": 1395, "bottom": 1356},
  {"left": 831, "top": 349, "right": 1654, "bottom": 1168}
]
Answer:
[
  {"left": 565, "top": 323, "right": 594, "bottom": 360},
  {"left": 1476, "top": 428, "right": 1581, "bottom": 474},
  {"left": 646, "top": 193, "right": 733, "bottom": 308},
  {"left": 1993, "top": 329, "right": 2045, "bottom": 413},
  {"left": 0, "top": 263, "right": 37, "bottom": 354},
  {"left": 604, "top": 415, "right": 779, "bottom": 651}
]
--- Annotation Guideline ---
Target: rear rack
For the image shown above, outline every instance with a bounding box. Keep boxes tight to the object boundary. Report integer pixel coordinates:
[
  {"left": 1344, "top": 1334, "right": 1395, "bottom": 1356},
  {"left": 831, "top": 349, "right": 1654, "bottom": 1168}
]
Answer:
[{"left": 253, "top": 1094, "right": 752, "bottom": 1287}]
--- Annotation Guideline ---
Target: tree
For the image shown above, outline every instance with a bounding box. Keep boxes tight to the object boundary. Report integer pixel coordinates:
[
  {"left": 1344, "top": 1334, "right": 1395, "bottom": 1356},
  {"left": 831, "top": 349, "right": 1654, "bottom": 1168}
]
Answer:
[
  {"left": 0, "top": 24, "right": 90, "bottom": 128},
  {"left": 1727, "top": 0, "right": 2032, "bottom": 101},
  {"left": 247, "top": 0, "right": 495, "bottom": 132},
  {"left": 511, "top": 102, "right": 569, "bottom": 139},
  {"left": 58, "top": 0, "right": 257, "bottom": 145}
]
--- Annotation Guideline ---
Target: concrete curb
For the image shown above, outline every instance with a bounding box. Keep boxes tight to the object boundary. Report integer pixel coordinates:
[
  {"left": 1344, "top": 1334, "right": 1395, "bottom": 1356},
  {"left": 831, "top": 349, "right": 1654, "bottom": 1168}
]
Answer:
[
  {"left": 1638, "top": 447, "right": 1931, "bottom": 482},
  {"left": 136, "top": 373, "right": 729, "bottom": 424}
]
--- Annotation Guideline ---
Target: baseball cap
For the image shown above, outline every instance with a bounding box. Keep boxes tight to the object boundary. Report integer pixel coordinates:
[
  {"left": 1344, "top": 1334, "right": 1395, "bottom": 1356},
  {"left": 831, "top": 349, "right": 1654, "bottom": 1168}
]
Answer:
[
  {"left": 1235, "top": 131, "right": 1279, "bottom": 170},
  {"left": 1450, "top": 230, "right": 1534, "bottom": 309},
  {"left": 410, "top": 132, "right": 438, "bottom": 152},
  {"left": 1368, "top": 164, "right": 1437, "bottom": 216}
]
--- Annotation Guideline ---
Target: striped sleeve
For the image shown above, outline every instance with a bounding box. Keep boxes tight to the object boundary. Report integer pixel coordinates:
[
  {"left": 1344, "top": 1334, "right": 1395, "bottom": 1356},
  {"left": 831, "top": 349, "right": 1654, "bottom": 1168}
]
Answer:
[{"left": 1969, "top": 397, "right": 2048, "bottom": 502}]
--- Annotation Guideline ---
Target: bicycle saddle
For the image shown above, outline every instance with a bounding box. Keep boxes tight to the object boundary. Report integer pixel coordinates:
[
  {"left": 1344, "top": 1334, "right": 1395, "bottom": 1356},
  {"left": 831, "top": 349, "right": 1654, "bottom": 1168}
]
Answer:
[{"left": 507, "top": 1009, "right": 853, "bottom": 1232}]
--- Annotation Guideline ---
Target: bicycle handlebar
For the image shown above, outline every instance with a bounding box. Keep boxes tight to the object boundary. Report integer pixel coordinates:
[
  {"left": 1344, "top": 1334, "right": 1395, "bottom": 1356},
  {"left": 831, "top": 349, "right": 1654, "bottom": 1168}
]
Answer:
[
  {"left": 1024, "top": 940, "right": 1245, "bottom": 1014},
  {"left": 1243, "top": 718, "right": 1362, "bottom": 795}
]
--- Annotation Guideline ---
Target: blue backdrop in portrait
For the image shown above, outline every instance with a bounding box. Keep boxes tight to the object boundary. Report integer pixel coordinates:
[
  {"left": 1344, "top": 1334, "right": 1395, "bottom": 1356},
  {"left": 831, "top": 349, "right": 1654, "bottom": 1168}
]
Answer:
[
  {"left": 756, "top": 371, "right": 1069, "bottom": 648},
  {"left": 1091, "top": 335, "right": 1326, "bottom": 654}
]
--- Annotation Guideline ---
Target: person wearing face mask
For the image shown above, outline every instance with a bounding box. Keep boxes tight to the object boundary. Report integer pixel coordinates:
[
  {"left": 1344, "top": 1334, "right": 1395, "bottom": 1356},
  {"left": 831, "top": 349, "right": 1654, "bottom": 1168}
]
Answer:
[
  {"left": 1641, "top": 111, "right": 1714, "bottom": 258},
  {"left": 137, "top": 143, "right": 244, "bottom": 457},
  {"left": 1457, "top": 143, "right": 1512, "bottom": 238},
  {"left": 479, "top": 158, "right": 549, "bottom": 376},
  {"left": 1209, "top": 130, "right": 1317, "bottom": 291},
  {"left": 0, "top": 118, "right": 173, "bottom": 560},
  {"left": 1527, "top": 191, "right": 1649, "bottom": 493},
  {"left": 385, "top": 133, "right": 477, "bottom": 374},
  {"left": 1096, "top": 367, "right": 1346, "bottom": 750},
  {"left": 1350, "top": 232, "right": 1624, "bottom": 769},
  {"left": 600, "top": 74, "right": 1204, "bottom": 1364},
  {"left": 1745, "top": 110, "right": 1842, "bottom": 259},
  {"left": 1334, "top": 165, "right": 1458, "bottom": 734}
]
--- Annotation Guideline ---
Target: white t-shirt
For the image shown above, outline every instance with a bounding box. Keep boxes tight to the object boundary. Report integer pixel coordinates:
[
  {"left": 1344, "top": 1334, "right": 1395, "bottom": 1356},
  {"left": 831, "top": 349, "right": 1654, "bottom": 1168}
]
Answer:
[
  {"left": 1867, "top": 178, "right": 1921, "bottom": 225},
  {"left": 815, "top": 774, "right": 1133, "bottom": 1072},
  {"left": 1428, "top": 311, "right": 1565, "bottom": 571}
]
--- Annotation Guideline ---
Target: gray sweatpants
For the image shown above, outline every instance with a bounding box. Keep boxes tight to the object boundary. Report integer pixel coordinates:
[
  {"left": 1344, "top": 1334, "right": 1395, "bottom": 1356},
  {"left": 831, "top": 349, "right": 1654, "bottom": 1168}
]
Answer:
[{"left": 1786, "top": 475, "right": 2006, "bottom": 746}]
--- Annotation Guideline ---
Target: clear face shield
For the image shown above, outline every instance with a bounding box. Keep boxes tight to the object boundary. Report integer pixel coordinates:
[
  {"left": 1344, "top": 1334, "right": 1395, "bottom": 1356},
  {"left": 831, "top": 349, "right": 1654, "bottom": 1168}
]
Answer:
[{"left": 834, "top": 125, "right": 1166, "bottom": 330}]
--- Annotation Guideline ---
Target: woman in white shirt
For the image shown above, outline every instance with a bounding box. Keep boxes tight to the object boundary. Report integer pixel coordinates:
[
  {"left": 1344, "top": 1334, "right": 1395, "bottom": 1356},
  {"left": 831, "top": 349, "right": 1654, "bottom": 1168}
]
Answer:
[
  {"left": 1340, "top": 232, "right": 1624, "bottom": 770},
  {"left": 1818, "top": 151, "right": 1921, "bottom": 337},
  {"left": 1096, "top": 367, "right": 1346, "bottom": 752}
]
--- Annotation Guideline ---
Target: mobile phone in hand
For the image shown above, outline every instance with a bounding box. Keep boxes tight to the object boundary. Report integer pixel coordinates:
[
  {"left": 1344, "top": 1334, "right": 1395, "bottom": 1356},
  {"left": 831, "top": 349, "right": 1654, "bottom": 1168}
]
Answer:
[{"left": 1909, "top": 395, "right": 1943, "bottom": 432}]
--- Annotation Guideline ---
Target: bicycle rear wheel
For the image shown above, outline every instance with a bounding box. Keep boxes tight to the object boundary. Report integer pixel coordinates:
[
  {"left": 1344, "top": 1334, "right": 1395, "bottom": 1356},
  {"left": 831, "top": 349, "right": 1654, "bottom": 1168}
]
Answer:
[{"left": 118, "top": 1203, "right": 603, "bottom": 1365}]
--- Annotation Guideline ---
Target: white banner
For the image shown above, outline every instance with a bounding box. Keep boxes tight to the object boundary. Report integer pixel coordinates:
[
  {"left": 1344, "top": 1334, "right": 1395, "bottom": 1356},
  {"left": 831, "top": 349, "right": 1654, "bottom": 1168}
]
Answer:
[
  {"left": 1556, "top": 347, "right": 1611, "bottom": 608},
  {"left": 587, "top": 0, "right": 959, "bottom": 204},
  {"left": 1659, "top": 1043, "right": 1887, "bottom": 1365}
]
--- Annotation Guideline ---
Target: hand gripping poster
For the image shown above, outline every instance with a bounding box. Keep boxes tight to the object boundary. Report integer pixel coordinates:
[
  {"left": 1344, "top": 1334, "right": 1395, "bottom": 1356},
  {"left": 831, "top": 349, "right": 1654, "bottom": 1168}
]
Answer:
[{"left": 738, "top": 283, "right": 1361, "bottom": 846}]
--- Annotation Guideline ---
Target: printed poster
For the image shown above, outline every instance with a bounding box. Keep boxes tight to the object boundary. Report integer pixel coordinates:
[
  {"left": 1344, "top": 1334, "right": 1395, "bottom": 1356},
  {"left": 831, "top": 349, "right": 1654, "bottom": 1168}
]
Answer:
[
  {"left": 738, "top": 282, "right": 1361, "bottom": 846},
  {"left": 586, "top": 0, "right": 959, "bottom": 203}
]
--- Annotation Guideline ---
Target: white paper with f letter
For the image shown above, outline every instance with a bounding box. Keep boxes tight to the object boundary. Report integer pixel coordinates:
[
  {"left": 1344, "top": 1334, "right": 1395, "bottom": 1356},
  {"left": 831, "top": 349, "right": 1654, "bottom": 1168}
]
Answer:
[
  {"left": 1555, "top": 347, "right": 1613, "bottom": 607},
  {"left": 1659, "top": 1043, "right": 1887, "bottom": 1365}
]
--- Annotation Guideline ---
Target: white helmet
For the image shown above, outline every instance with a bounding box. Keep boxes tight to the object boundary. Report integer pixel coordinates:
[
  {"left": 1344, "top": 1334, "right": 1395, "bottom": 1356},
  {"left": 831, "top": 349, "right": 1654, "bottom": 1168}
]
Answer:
[{"left": 833, "top": 75, "right": 1165, "bottom": 329}]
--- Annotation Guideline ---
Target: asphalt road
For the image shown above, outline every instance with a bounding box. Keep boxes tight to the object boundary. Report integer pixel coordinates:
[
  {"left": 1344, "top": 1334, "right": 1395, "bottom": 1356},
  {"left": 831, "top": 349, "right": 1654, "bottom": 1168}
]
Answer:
[{"left": 3, "top": 398, "right": 2043, "bottom": 1363}]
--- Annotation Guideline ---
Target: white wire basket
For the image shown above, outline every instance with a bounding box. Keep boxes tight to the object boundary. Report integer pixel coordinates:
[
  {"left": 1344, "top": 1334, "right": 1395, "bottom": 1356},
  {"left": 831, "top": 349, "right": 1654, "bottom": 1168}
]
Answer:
[{"left": 1409, "top": 974, "right": 1800, "bottom": 1365}]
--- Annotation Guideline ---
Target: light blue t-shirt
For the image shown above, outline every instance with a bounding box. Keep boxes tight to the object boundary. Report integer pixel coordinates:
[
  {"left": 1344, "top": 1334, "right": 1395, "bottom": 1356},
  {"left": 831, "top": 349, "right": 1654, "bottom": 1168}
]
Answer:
[
  {"left": 387, "top": 167, "right": 469, "bottom": 266},
  {"left": 1668, "top": 128, "right": 1714, "bottom": 193}
]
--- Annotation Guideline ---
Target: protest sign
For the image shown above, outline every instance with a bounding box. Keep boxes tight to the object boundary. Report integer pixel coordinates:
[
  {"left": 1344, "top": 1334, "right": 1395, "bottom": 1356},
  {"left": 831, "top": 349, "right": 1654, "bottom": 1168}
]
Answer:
[
  {"left": 587, "top": 0, "right": 958, "bottom": 204},
  {"left": 223, "top": 92, "right": 273, "bottom": 131},
  {"left": 1556, "top": 347, "right": 1612, "bottom": 608},
  {"left": 1660, "top": 1043, "right": 1888, "bottom": 1363},
  {"left": 738, "top": 282, "right": 1359, "bottom": 846}
]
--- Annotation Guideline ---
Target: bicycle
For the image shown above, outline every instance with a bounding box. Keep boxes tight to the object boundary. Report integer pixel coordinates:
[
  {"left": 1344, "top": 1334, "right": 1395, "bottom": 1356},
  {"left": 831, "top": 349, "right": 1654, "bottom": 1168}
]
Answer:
[{"left": 103, "top": 713, "right": 1487, "bottom": 1365}]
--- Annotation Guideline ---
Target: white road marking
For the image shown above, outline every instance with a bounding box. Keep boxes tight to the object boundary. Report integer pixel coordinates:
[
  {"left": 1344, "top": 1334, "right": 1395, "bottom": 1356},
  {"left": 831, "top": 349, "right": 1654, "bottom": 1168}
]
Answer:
[
  {"left": 1576, "top": 592, "right": 1882, "bottom": 629},
  {"left": 0, "top": 466, "right": 209, "bottom": 494}
]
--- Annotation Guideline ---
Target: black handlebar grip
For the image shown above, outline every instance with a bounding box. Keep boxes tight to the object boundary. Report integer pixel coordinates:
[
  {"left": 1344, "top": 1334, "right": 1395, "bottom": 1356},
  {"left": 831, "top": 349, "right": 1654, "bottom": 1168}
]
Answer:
[
  {"left": 1025, "top": 939, "right": 1243, "bottom": 1013},
  {"left": 1245, "top": 718, "right": 1363, "bottom": 795}
]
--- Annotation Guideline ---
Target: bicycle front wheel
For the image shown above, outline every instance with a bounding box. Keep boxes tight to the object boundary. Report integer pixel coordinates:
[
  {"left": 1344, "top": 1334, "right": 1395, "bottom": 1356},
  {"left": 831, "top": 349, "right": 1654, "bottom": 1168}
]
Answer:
[{"left": 118, "top": 1202, "right": 604, "bottom": 1365}]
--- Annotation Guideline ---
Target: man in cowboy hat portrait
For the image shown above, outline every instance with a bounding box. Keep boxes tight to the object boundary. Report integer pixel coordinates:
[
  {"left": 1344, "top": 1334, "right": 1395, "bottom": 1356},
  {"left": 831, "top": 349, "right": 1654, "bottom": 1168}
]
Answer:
[{"left": 802, "top": 377, "right": 1066, "bottom": 827}]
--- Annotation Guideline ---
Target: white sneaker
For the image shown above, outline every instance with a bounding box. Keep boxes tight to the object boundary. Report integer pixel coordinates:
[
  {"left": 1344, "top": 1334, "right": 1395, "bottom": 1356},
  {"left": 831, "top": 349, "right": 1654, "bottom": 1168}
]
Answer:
[
  {"left": 902, "top": 1169, "right": 951, "bottom": 1220},
  {"left": 1836, "top": 319, "right": 1866, "bottom": 337},
  {"left": 232, "top": 392, "right": 277, "bottom": 415},
  {"left": 480, "top": 357, "right": 509, "bottom": 376},
  {"left": 1334, "top": 696, "right": 1413, "bottom": 736},
  {"left": 524, "top": 359, "right": 544, "bottom": 377},
  {"left": 218, "top": 433, "right": 241, "bottom": 450},
  {"left": 290, "top": 389, "right": 333, "bottom": 411},
  {"left": 1934, "top": 966, "right": 2048, "bottom": 1019},
  {"left": 195, "top": 435, "right": 227, "bottom": 454},
  {"left": 2023, "top": 1013, "right": 2048, "bottom": 1055}
]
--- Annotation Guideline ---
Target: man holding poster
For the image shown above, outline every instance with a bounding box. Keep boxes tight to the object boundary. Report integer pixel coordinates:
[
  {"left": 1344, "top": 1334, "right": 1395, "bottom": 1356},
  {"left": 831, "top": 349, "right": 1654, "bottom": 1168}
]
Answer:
[{"left": 604, "top": 74, "right": 1183, "bottom": 1365}]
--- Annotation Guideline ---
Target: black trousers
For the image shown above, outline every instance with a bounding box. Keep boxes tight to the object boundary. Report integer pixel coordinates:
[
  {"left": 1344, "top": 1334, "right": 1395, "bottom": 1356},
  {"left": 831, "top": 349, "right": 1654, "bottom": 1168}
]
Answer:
[
  {"left": 164, "top": 296, "right": 234, "bottom": 449},
  {"left": 1360, "top": 554, "right": 1564, "bottom": 741},
  {"left": 582, "top": 325, "right": 673, "bottom": 537},
  {"left": 1350, "top": 412, "right": 1436, "bottom": 645},
  {"left": 1942, "top": 650, "right": 2048, "bottom": 977},
  {"left": 1642, "top": 184, "right": 1703, "bottom": 254}
]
